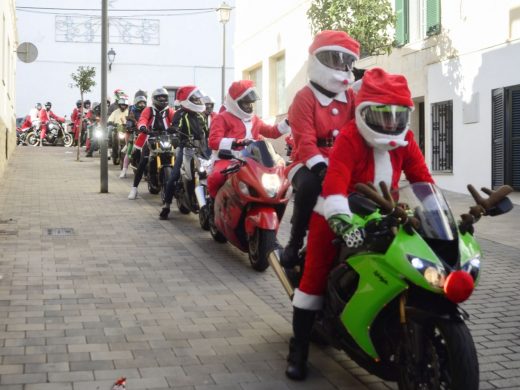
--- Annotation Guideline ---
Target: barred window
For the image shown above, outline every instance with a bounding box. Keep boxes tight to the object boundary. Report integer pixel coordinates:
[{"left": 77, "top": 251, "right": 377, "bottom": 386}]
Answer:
[{"left": 431, "top": 100, "right": 453, "bottom": 172}]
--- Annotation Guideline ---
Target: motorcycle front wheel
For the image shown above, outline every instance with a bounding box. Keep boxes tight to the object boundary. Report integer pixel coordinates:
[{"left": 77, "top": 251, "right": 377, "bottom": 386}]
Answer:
[
  {"left": 27, "top": 132, "right": 39, "bottom": 146},
  {"left": 199, "top": 205, "right": 210, "bottom": 231},
  {"left": 63, "top": 134, "right": 73, "bottom": 148},
  {"left": 160, "top": 166, "right": 173, "bottom": 204},
  {"left": 397, "top": 318, "right": 479, "bottom": 390},
  {"left": 248, "top": 228, "right": 276, "bottom": 272}
]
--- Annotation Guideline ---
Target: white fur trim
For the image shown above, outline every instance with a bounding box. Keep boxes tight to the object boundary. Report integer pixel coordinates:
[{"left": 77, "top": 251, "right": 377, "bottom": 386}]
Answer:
[
  {"left": 313, "top": 195, "right": 325, "bottom": 216},
  {"left": 287, "top": 163, "right": 304, "bottom": 182},
  {"left": 244, "top": 120, "right": 252, "bottom": 139},
  {"left": 314, "top": 45, "right": 359, "bottom": 60},
  {"left": 332, "top": 129, "right": 339, "bottom": 137},
  {"left": 224, "top": 93, "right": 253, "bottom": 121},
  {"left": 323, "top": 195, "right": 352, "bottom": 219},
  {"left": 306, "top": 154, "right": 327, "bottom": 170},
  {"left": 373, "top": 149, "right": 393, "bottom": 191},
  {"left": 308, "top": 82, "right": 348, "bottom": 107},
  {"left": 219, "top": 137, "right": 234, "bottom": 150},
  {"left": 292, "top": 288, "right": 324, "bottom": 310},
  {"left": 308, "top": 55, "right": 355, "bottom": 96},
  {"left": 355, "top": 101, "right": 410, "bottom": 151},
  {"left": 181, "top": 100, "right": 205, "bottom": 113},
  {"left": 277, "top": 119, "right": 291, "bottom": 135}
]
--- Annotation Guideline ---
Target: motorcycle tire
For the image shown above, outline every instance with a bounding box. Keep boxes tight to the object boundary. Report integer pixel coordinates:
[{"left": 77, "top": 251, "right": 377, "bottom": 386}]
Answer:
[
  {"left": 248, "top": 228, "right": 276, "bottom": 272},
  {"left": 148, "top": 180, "right": 160, "bottom": 194},
  {"left": 160, "top": 166, "right": 173, "bottom": 204},
  {"left": 27, "top": 133, "right": 39, "bottom": 146},
  {"left": 112, "top": 147, "right": 120, "bottom": 165},
  {"left": 63, "top": 134, "right": 73, "bottom": 148},
  {"left": 199, "top": 205, "right": 210, "bottom": 231},
  {"left": 119, "top": 149, "right": 125, "bottom": 170},
  {"left": 210, "top": 220, "right": 227, "bottom": 243},
  {"left": 176, "top": 197, "right": 190, "bottom": 214},
  {"left": 397, "top": 318, "right": 478, "bottom": 390}
]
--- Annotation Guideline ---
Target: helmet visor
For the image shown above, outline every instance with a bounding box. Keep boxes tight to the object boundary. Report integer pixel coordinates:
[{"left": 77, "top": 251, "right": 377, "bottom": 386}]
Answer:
[
  {"left": 239, "top": 89, "right": 260, "bottom": 104},
  {"left": 315, "top": 50, "right": 356, "bottom": 72},
  {"left": 360, "top": 105, "right": 411, "bottom": 135},
  {"left": 188, "top": 90, "right": 204, "bottom": 105}
]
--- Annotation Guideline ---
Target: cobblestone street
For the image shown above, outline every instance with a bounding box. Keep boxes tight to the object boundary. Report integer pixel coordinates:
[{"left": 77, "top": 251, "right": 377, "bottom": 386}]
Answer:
[{"left": 0, "top": 146, "right": 519, "bottom": 390}]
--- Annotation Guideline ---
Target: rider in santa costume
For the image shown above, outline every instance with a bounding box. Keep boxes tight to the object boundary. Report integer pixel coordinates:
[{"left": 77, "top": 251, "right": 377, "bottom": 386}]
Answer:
[
  {"left": 285, "top": 67, "right": 434, "bottom": 381},
  {"left": 207, "top": 79, "right": 290, "bottom": 198},
  {"left": 281, "top": 30, "right": 360, "bottom": 267}
]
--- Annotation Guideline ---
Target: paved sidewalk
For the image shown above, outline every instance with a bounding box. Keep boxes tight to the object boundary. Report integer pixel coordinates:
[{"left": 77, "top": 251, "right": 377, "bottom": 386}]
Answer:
[{"left": 0, "top": 146, "right": 519, "bottom": 389}]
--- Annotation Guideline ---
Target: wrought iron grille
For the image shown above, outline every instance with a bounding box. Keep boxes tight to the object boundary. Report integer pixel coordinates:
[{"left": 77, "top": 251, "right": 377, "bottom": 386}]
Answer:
[{"left": 431, "top": 100, "right": 453, "bottom": 172}]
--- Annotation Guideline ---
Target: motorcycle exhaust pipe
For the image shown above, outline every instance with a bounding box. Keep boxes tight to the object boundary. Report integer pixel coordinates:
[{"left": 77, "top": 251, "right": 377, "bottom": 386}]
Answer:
[
  {"left": 268, "top": 248, "right": 294, "bottom": 298},
  {"left": 195, "top": 185, "right": 207, "bottom": 207}
]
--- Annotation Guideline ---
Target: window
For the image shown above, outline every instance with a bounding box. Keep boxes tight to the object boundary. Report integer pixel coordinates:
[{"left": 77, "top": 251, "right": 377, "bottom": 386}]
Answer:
[
  {"left": 164, "top": 87, "right": 178, "bottom": 106},
  {"left": 395, "top": 0, "right": 440, "bottom": 46},
  {"left": 271, "top": 55, "right": 286, "bottom": 116},
  {"left": 431, "top": 100, "right": 453, "bottom": 172},
  {"left": 247, "top": 66, "right": 263, "bottom": 117}
]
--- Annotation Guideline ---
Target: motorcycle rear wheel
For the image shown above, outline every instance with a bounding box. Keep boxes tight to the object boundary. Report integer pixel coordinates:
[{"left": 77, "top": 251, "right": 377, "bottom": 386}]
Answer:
[
  {"left": 248, "top": 228, "right": 275, "bottom": 272},
  {"left": 176, "top": 197, "right": 190, "bottom": 214},
  {"left": 397, "top": 319, "right": 478, "bottom": 390}
]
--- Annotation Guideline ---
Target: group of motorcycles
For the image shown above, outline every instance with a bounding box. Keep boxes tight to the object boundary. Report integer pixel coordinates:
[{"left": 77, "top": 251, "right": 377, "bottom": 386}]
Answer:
[{"left": 16, "top": 119, "right": 74, "bottom": 147}]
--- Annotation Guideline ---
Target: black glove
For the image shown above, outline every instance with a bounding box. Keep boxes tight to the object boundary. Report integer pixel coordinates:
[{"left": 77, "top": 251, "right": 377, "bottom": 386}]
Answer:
[{"left": 310, "top": 162, "right": 327, "bottom": 181}]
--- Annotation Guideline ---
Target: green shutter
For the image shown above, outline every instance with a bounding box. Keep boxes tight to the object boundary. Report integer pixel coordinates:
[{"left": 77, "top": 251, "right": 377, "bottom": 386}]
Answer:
[
  {"left": 426, "top": 0, "right": 441, "bottom": 36},
  {"left": 395, "top": 0, "right": 409, "bottom": 46}
]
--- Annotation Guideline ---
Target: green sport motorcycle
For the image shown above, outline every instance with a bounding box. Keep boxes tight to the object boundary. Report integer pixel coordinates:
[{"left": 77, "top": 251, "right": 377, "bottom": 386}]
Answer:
[{"left": 269, "top": 182, "right": 513, "bottom": 389}]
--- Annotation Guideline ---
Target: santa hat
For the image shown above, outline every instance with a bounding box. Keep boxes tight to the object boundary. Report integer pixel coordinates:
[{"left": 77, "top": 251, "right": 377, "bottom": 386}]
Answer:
[
  {"left": 309, "top": 30, "right": 360, "bottom": 60},
  {"left": 355, "top": 68, "right": 413, "bottom": 108},
  {"left": 176, "top": 85, "right": 198, "bottom": 102},
  {"left": 228, "top": 80, "right": 255, "bottom": 101}
]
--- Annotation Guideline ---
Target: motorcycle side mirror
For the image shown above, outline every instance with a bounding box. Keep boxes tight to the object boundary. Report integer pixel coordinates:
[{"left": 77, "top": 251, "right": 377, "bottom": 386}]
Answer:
[
  {"left": 486, "top": 197, "right": 513, "bottom": 216},
  {"left": 218, "top": 149, "right": 234, "bottom": 160}
]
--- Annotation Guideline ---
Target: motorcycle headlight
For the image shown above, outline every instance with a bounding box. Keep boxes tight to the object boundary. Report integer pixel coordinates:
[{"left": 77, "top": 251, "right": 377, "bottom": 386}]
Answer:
[
  {"left": 94, "top": 129, "right": 103, "bottom": 139},
  {"left": 461, "top": 255, "right": 480, "bottom": 281},
  {"left": 407, "top": 255, "right": 447, "bottom": 288},
  {"left": 118, "top": 132, "right": 125, "bottom": 140},
  {"left": 160, "top": 140, "right": 171, "bottom": 149},
  {"left": 261, "top": 173, "right": 281, "bottom": 198}
]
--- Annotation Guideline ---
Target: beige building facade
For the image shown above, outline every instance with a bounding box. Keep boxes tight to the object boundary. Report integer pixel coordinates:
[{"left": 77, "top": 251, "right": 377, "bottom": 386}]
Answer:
[
  {"left": 0, "top": 0, "right": 17, "bottom": 178},
  {"left": 234, "top": 0, "right": 520, "bottom": 193}
]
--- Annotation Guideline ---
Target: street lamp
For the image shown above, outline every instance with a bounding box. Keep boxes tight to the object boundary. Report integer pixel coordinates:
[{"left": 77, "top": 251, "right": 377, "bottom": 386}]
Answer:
[
  {"left": 108, "top": 47, "right": 116, "bottom": 72},
  {"left": 216, "top": 2, "right": 231, "bottom": 105}
]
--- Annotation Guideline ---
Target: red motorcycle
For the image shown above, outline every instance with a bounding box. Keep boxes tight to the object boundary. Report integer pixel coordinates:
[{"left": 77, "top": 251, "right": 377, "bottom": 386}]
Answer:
[{"left": 209, "top": 140, "right": 291, "bottom": 271}]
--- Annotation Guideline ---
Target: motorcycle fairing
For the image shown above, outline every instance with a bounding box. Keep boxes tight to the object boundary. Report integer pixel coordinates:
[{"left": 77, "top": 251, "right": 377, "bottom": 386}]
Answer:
[
  {"left": 245, "top": 206, "right": 279, "bottom": 236},
  {"left": 341, "top": 251, "right": 407, "bottom": 359}
]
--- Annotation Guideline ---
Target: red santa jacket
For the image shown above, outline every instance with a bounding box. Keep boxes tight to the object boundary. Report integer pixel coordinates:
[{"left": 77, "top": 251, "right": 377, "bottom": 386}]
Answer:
[
  {"left": 316, "top": 122, "right": 434, "bottom": 219},
  {"left": 209, "top": 111, "right": 286, "bottom": 151},
  {"left": 287, "top": 84, "right": 355, "bottom": 180},
  {"left": 39, "top": 108, "right": 65, "bottom": 124},
  {"left": 135, "top": 106, "right": 175, "bottom": 149}
]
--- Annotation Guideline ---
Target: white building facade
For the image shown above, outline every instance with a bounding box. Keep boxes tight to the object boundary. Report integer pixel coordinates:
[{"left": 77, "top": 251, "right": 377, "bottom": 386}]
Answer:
[
  {"left": 16, "top": 0, "right": 235, "bottom": 119},
  {"left": 234, "top": 0, "right": 520, "bottom": 193},
  {"left": 0, "top": 0, "right": 17, "bottom": 177}
]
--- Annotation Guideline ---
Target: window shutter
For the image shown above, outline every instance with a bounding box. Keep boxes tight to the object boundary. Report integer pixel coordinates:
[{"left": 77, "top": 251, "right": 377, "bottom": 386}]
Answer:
[
  {"left": 510, "top": 88, "right": 520, "bottom": 189},
  {"left": 492, "top": 88, "right": 505, "bottom": 188},
  {"left": 426, "top": 0, "right": 441, "bottom": 36},
  {"left": 395, "top": 0, "right": 409, "bottom": 46}
]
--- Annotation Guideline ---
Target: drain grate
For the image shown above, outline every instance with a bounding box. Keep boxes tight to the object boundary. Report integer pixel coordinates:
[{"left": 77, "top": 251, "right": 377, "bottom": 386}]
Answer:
[{"left": 47, "top": 228, "right": 75, "bottom": 236}]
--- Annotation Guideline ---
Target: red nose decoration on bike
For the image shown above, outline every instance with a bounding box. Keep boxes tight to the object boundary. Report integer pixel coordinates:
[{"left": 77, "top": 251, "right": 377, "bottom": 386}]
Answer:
[{"left": 443, "top": 271, "right": 474, "bottom": 303}]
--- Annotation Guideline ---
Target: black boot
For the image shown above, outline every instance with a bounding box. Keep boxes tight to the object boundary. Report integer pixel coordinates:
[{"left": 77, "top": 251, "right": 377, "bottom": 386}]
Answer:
[
  {"left": 159, "top": 207, "right": 170, "bottom": 220},
  {"left": 286, "top": 308, "right": 316, "bottom": 381}
]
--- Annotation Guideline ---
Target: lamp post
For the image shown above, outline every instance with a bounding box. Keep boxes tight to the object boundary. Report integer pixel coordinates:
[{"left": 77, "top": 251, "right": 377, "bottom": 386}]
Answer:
[
  {"left": 100, "top": 0, "right": 108, "bottom": 193},
  {"left": 107, "top": 48, "right": 116, "bottom": 72},
  {"left": 216, "top": 2, "right": 231, "bottom": 105}
]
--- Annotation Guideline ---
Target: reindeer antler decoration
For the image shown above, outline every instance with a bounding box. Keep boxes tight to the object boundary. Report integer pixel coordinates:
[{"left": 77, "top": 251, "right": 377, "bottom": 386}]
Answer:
[
  {"left": 466, "top": 185, "right": 513, "bottom": 220},
  {"left": 354, "top": 182, "right": 409, "bottom": 222}
]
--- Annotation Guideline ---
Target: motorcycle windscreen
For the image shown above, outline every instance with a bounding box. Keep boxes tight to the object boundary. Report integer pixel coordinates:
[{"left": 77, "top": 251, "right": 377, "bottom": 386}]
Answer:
[
  {"left": 240, "top": 140, "right": 283, "bottom": 168},
  {"left": 393, "top": 182, "right": 458, "bottom": 240}
]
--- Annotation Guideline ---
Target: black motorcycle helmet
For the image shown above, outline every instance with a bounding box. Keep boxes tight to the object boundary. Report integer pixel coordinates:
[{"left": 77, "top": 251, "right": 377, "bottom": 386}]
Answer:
[
  {"left": 45, "top": 102, "right": 52, "bottom": 111},
  {"left": 92, "top": 102, "right": 101, "bottom": 117},
  {"left": 83, "top": 100, "right": 91, "bottom": 109},
  {"left": 152, "top": 88, "right": 169, "bottom": 110},
  {"left": 76, "top": 100, "right": 82, "bottom": 109},
  {"left": 237, "top": 90, "right": 259, "bottom": 114}
]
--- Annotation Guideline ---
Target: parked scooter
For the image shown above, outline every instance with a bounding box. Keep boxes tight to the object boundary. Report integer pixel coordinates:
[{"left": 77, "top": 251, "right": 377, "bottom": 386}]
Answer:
[
  {"left": 16, "top": 120, "right": 38, "bottom": 146},
  {"left": 268, "top": 182, "right": 513, "bottom": 389},
  {"left": 26, "top": 119, "right": 73, "bottom": 147},
  {"left": 146, "top": 130, "right": 176, "bottom": 196},
  {"left": 209, "top": 140, "right": 291, "bottom": 271},
  {"left": 108, "top": 124, "right": 126, "bottom": 166},
  {"left": 173, "top": 133, "right": 212, "bottom": 228}
]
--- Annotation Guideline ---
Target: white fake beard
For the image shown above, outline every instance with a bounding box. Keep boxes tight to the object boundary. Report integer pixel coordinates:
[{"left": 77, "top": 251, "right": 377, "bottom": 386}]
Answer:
[
  {"left": 308, "top": 55, "right": 354, "bottom": 94},
  {"left": 355, "top": 106, "right": 409, "bottom": 151},
  {"left": 181, "top": 100, "right": 205, "bottom": 113},
  {"left": 225, "top": 93, "right": 253, "bottom": 121}
]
